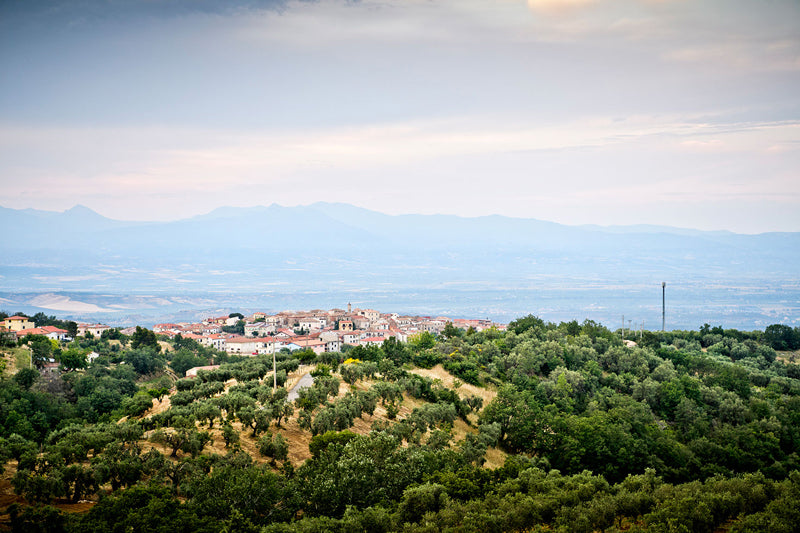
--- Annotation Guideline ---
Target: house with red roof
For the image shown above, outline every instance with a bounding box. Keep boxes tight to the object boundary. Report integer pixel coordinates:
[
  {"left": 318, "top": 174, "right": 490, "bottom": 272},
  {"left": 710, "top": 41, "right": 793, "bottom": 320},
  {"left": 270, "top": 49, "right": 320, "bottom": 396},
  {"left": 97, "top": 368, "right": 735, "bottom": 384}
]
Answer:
[
  {"left": 40, "top": 326, "right": 71, "bottom": 341},
  {"left": 15, "top": 326, "right": 71, "bottom": 341}
]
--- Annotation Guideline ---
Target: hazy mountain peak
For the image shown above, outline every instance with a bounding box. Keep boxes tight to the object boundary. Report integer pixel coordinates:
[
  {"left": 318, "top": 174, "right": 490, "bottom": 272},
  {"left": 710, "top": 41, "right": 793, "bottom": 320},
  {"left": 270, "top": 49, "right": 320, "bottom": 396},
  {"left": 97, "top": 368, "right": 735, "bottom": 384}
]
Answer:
[{"left": 64, "top": 204, "right": 102, "bottom": 216}]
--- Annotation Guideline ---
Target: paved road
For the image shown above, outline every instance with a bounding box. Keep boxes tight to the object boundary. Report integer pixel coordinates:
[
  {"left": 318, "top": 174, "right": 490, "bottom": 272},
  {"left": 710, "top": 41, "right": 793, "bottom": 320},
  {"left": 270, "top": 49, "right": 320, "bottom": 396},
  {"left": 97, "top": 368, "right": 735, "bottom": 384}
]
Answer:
[{"left": 288, "top": 373, "right": 314, "bottom": 401}]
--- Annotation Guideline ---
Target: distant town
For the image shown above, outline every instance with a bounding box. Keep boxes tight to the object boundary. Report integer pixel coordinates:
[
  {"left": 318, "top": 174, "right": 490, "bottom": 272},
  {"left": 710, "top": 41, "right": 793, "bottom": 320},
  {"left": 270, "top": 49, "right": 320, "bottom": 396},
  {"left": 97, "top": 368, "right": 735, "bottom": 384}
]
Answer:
[{"left": 2, "top": 305, "right": 506, "bottom": 357}]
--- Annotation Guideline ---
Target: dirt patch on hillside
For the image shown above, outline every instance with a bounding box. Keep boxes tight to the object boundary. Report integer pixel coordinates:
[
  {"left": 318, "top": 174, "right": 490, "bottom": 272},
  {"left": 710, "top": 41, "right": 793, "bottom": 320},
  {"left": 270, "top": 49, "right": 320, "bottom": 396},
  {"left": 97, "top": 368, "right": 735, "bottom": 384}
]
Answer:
[
  {"left": 277, "top": 416, "right": 314, "bottom": 465},
  {"left": 0, "top": 469, "right": 22, "bottom": 510},
  {"left": 483, "top": 446, "right": 507, "bottom": 469},
  {"left": 776, "top": 350, "right": 799, "bottom": 364},
  {"left": 408, "top": 365, "right": 497, "bottom": 404},
  {"left": 146, "top": 396, "right": 173, "bottom": 417},
  {"left": 157, "top": 341, "right": 172, "bottom": 353}
]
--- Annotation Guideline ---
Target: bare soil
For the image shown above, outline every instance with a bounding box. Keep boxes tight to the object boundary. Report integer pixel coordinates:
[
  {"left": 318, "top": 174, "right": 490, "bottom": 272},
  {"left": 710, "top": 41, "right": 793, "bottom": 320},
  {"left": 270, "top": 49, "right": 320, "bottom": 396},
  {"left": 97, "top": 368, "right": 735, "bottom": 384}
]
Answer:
[
  {"left": 407, "top": 364, "right": 498, "bottom": 405},
  {"left": 776, "top": 349, "right": 799, "bottom": 364}
]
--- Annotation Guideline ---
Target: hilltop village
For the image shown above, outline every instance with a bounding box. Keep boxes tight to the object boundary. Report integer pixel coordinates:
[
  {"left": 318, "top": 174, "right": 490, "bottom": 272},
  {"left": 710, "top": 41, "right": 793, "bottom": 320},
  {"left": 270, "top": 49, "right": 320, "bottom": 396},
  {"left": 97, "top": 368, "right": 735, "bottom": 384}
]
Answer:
[
  {"left": 2, "top": 305, "right": 503, "bottom": 357},
  {"left": 150, "top": 306, "right": 502, "bottom": 356}
]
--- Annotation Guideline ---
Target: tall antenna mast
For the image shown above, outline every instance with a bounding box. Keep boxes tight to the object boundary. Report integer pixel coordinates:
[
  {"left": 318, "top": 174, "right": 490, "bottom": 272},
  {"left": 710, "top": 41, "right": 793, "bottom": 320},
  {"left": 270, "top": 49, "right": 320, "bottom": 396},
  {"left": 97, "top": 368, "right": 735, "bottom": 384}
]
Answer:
[{"left": 662, "top": 282, "right": 666, "bottom": 332}]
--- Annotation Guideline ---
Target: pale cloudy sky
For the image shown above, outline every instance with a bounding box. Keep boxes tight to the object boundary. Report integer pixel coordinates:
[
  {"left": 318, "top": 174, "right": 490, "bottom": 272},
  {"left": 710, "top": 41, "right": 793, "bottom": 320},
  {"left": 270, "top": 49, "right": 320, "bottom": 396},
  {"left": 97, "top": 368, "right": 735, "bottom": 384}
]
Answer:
[{"left": 1, "top": 0, "right": 798, "bottom": 232}]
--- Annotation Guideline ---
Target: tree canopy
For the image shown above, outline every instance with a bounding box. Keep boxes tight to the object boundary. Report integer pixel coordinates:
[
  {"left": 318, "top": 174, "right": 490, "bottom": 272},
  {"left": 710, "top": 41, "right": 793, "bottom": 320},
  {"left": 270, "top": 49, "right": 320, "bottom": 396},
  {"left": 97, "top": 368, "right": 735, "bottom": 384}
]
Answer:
[{"left": 1, "top": 313, "right": 799, "bottom": 532}]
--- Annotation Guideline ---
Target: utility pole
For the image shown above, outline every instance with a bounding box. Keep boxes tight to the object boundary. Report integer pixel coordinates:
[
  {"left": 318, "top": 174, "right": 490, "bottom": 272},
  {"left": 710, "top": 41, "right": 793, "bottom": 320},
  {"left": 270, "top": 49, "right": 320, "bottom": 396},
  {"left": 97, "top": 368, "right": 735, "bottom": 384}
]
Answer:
[
  {"left": 662, "top": 282, "right": 666, "bottom": 332},
  {"left": 621, "top": 315, "right": 625, "bottom": 341}
]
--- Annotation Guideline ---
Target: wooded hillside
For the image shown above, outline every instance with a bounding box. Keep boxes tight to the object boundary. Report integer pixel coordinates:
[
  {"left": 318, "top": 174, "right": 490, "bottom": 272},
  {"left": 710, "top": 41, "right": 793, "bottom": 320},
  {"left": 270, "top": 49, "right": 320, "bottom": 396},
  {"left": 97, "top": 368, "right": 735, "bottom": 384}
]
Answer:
[{"left": 1, "top": 317, "right": 799, "bottom": 532}]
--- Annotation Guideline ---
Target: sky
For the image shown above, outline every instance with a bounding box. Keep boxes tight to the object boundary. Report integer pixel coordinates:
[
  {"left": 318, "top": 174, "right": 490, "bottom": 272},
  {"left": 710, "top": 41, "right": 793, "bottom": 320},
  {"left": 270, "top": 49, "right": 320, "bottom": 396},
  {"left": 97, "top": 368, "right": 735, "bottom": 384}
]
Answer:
[{"left": 1, "top": 0, "right": 798, "bottom": 233}]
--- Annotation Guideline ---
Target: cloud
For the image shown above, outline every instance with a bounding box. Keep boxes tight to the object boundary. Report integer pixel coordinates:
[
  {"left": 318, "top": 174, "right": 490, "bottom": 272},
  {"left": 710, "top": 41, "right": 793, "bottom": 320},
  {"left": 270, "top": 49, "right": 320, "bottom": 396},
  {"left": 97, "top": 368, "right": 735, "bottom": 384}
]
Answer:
[
  {"left": 1, "top": 0, "right": 798, "bottom": 232},
  {"left": 679, "top": 139, "right": 726, "bottom": 152},
  {"left": 2, "top": 114, "right": 798, "bottom": 227},
  {"left": 526, "top": 0, "right": 598, "bottom": 14},
  {"left": 664, "top": 40, "right": 800, "bottom": 73}
]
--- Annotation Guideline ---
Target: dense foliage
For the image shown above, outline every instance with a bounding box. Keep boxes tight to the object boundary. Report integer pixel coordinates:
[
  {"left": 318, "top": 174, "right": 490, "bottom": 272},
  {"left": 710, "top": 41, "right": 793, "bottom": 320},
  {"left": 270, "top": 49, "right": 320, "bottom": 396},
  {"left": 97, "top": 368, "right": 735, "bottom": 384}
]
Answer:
[{"left": 1, "top": 316, "right": 799, "bottom": 532}]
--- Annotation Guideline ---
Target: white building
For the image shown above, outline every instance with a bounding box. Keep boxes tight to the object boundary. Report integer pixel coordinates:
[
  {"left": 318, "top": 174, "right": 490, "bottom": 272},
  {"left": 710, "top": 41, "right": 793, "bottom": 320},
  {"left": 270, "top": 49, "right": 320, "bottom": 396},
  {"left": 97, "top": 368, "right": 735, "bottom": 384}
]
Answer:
[
  {"left": 244, "top": 322, "right": 277, "bottom": 337},
  {"left": 224, "top": 336, "right": 267, "bottom": 355},
  {"left": 200, "top": 334, "right": 227, "bottom": 351},
  {"left": 78, "top": 323, "right": 111, "bottom": 337},
  {"left": 299, "top": 318, "right": 323, "bottom": 332}
]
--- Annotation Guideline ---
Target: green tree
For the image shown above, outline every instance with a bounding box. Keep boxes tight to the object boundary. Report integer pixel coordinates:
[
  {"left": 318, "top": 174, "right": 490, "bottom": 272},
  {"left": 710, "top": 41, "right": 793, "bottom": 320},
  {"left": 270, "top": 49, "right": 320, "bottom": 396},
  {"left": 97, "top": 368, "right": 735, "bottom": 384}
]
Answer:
[
  {"left": 408, "top": 331, "right": 436, "bottom": 352},
  {"left": 184, "top": 464, "right": 290, "bottom": 526},
  {"left": 92, "top": 442, "right": 146, "bottom": 491},
  {"left": 13, "top": 367, "right": 39, "bottom": 390},
  {"left": 65, "top": 321, "right": 78, "bottom": 339},
  {"left": 72, "top": 484, "right": 210, "bottom": 533},
  {"left": 222, "top": 320, "right": 246, "bottom": 335},
  {"left": 148, "top": 387, "right": 170, "bottom": 402},
  {"left": 61, "top": 463, "right": 98, "bottom": 503},
  {"left": 508, "top": 314, "right": 546, "bottom": 335},
  {"left": 442, "top": 322, "right": 462, "bottom": 340},
  {"left": 26, "top": 335, "right": 52, "bottom": 368},
  {"left": 181, "top": 429, "right": 212, "bottom": 458},
  {"left": 124, "top": 347, "right": 165, "bottom": 375},
  {"left": 0, "top": 329, "right": 17, "bottom": 347},
  {"left": 122, "top": 392, "right": 155, "bottom": 417},
  {"left": 398, "top": 482, "right": 450, "bottom": 524},
  {"left": 479, "top": 384, "right": 551, "bottom": 454},
  {"left": 130, "top": 326, "right": 161, "bottom": 351},
  {"left": 382, "top": 336, "right": 410, "bottom": 364},
  {"left": 222, "top": 423, "right": 240, "bottom": 448},
  {"left": 11, "top": 468, "right": 65, "bottom": 504},
  {"left": 193, "top": 401, "right": 222, "bottom": 429},
  {"left": 251, "top": 409, "right": 274, "bottom": 437},
  {"left": 8, "top": 503, "right": 67, "bottom": 533},
  {"left": 58, "top": 348, "right": 87, "bottom": 371},
  {"left": 151, "top": 427, "right": 199, "bottom": 458},
  {"left": 297, "top": 431, "right": 428, "bottom": 518},
  {"left": 171, "top": 349, "right": 209, "bottom": 377},
  {"left": 308, "top": 430, "right": 358, "bottom": 459},
  {"left": 763, "top": 324, "right": 800, "bottom": 351},
  {"left": 259, "top": 432, "right": 289, "bottom": 462}
]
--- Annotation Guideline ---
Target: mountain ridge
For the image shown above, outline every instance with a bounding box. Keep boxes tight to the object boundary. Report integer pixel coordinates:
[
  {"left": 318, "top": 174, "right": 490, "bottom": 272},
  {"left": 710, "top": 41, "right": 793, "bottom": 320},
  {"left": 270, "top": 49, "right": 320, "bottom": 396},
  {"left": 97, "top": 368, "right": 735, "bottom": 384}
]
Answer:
[
  {"left": 1, "top": 201, "right": 798, "bottom": 331},
  {"left": 2, "top": 202, "right": 794, "bottom": 237}
]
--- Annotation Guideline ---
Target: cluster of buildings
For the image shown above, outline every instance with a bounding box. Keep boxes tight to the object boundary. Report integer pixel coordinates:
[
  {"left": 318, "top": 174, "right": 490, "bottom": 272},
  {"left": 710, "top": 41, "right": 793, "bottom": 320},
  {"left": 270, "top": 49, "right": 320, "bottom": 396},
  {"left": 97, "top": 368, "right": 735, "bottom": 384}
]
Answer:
[
  {"left": 0, "top": 316, "right": 124, "bottom": 342},
  {"left": 1, "top": 315, "right": 71, "bottom": 341},
  {"left": 0, "top": 315, "right": 132, "bottom": 344},
  {"left": 152, "top": 304, "right": 501, "bottom": 356},
  {"left": 2, "top": 306, "right": 504, "bottom": 358}
]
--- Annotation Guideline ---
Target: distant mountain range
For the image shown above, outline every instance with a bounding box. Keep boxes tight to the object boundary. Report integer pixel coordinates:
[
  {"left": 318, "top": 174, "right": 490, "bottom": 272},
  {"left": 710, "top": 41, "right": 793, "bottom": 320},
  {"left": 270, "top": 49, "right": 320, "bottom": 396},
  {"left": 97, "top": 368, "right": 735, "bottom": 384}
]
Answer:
[{"left": 1, "top": 203, "right": 798, "bottom": 328}]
